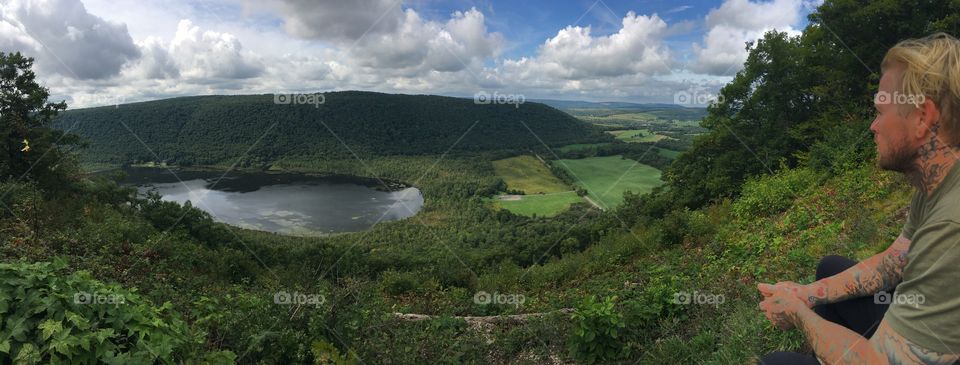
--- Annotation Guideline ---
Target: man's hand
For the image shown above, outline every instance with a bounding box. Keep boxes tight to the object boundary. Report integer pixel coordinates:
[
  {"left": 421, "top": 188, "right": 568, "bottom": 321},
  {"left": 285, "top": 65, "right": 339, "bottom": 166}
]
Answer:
[
  {"left": 758, "top": 281, "right": 822, "bottom": 308},
  {"left": 758, "top": 285, "right": 807, "bottom": 330}
]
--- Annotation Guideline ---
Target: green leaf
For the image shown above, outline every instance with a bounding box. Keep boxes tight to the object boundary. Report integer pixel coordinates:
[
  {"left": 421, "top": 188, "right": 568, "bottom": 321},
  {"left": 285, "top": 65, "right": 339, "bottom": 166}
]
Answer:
[
  {"left": 39, "top": 319, "right": 63, "bottom": 340},
  {"left": 14, "top": 343, "right": 41, "bottom": 364}
]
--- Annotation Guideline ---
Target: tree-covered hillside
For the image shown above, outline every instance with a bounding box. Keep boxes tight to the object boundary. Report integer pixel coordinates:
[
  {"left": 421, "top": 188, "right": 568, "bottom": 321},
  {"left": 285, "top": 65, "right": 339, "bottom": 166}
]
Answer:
[{"left": 54, "top": 92, "right": 610, "bottom": 166}]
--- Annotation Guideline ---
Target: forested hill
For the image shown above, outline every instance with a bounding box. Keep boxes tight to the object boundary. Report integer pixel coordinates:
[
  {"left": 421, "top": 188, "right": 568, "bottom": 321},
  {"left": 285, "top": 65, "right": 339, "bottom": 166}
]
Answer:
[{"left": 54, "top": 91, "right": 609, "bottom": 166}]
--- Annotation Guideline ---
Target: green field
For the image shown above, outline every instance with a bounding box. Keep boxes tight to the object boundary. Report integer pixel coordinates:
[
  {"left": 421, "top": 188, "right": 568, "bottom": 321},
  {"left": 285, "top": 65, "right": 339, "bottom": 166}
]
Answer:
[
  {"left": 557, "top": 155, "right": 663, "bottom": 208},
  {"left": 555, "top": 142, "right": 611, "bottom": 153},
  {"left": 492, "top": 155, "right": 569, "bottom": 194},
  {"left": 495, "top": 191, "right": 584, "bottom": 217},
  {"left": 607, "top": 129, "right": 667, "bottom": 143},
  {"left": 656, "top": 147, "right": 682, "bottom": 159}
]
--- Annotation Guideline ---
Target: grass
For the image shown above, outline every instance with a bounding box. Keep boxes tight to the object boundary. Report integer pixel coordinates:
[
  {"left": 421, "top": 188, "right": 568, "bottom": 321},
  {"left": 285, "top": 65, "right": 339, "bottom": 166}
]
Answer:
[
  {"left": 607, "top": 129, "right": 667, "bottom": 143},
  {"left": 492, "top": 155, "right": 570, "bottom": 194},
  {"left": 556, "top": 155, "right": 663, "bottom": 208},
  {"left": 656, "top": 147, "right": 682, "bottom": 159},
  {"left": 555, "top": 143, "right": 610, "bottom": 153},
  {"left": 494, "top": 191, "right": 584, "bottom": 217}
]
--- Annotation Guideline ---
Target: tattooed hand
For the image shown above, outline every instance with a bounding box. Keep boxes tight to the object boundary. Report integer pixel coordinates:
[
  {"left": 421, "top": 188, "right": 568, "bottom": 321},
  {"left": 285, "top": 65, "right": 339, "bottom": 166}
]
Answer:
[
  {"left": 758, "top": 285, "right": 807, "bottom": 330},
  {"left": 758, "top": 281, "right": 821, "bottom": 308}
]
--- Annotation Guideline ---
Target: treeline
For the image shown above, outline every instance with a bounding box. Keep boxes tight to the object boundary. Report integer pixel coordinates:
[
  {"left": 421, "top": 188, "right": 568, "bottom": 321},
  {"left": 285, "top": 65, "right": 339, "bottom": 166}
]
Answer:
[{"left": 54, "top": 92, "right": 611, "bottom": 166}]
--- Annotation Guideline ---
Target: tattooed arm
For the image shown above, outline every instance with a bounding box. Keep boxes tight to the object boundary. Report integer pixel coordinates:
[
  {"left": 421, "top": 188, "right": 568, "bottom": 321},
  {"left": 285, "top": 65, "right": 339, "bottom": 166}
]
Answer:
[
  {"left": 806, "top": 235, "right": 911, "bottom": 306},
  {"left": 760, "top": 290, "right": 958, "bottom": 365},
  {"left": 760, "top": 235, "right": 911, "bottom": 308}
]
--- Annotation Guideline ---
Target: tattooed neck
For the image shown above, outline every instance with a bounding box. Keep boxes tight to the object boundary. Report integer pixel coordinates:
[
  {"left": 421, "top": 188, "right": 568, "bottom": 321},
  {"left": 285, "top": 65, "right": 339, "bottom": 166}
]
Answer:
[{"left": 910, "top": 123, "right": 960, "bottom": 195}]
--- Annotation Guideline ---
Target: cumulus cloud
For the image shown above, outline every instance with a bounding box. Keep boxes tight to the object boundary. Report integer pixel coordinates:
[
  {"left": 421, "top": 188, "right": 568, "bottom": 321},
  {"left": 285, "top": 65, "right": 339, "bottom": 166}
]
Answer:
[
  {"left": 690, "top": 0, "right": 803, "bottom": 75},
  {"left": 272, "top": 2, "right": 503, "bottom": 75},
  {"left": 493, "top": 10, "right": 672, "bottom": 96},
  {"left": 350, "top": 8, "right": 502, "bottom": 73},
  {"left": 167, "top": 20, "right": 264, "bottom": 80},
  {"left": 0, "top": 0, "right": 140, "bottom": 79},
  {"left": 273, "top": 0, "right": 403, "bottom": 41}
]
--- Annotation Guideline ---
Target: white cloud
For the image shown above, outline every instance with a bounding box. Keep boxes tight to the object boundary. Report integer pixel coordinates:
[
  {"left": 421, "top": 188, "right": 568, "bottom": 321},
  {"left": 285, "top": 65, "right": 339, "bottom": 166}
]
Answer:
[
  {"left": 0, "top": 0, "right": 140, "bottom": 79},
  {"left": 490, "top": 11, "right": 673, "bottom": 98},
  {"left": 690, "top": 0, "right": 803, "bottom": 75},
  {"left": 167, "top": 19, "right": 264, "bottom": 80},
  {"left": 273, "top": 0, "right": 403, "bottom": 41}
]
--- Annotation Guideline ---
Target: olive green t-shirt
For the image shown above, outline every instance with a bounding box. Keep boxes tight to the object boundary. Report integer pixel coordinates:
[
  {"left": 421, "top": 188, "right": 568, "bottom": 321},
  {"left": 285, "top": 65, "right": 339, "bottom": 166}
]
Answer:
[{"left": 886, "top": 162, "right": 960, "bottom": 354}]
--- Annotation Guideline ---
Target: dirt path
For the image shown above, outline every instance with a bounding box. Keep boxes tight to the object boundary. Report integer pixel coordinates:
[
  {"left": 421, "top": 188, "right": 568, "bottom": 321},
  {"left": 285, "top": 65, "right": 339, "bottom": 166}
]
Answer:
[
  {"left": 583, "top": 195, "right": 604, "bottom": 210},
  {"left": 393, "top": 308, "right": 574, "bottom": 325}
]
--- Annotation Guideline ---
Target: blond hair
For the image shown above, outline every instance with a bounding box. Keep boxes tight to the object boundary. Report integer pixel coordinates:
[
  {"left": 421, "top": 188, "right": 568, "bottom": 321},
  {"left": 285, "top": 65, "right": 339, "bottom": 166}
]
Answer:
[{"left": 881, "top": 32, "right": 960, "bottom": 145}]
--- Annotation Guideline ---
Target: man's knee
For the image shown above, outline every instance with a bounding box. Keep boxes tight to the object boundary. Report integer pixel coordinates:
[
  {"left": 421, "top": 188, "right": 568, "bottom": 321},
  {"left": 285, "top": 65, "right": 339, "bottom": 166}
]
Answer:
[{"left": 816, "top": 255, "right": 856, "bottom": 280}]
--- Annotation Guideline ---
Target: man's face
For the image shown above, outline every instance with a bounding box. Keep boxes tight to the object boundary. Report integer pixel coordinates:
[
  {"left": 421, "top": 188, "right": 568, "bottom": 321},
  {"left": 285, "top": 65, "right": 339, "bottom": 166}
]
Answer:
[{"left": 870, "top": 65, "right": 922, "bottom": 172}]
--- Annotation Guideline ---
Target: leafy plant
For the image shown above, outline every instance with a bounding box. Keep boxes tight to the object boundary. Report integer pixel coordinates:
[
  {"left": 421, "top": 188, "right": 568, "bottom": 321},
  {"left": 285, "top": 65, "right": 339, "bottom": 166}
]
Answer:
[
  {"left": 0, "top": 259, "right": 233, "bottom": 364},
  {"left": 568, "top": 295, "right": 626, "bottom": 364}
]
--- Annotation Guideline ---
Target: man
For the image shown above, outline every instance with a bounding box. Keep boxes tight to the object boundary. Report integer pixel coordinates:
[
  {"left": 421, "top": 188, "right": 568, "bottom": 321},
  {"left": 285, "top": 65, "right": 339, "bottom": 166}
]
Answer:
[{"left": 756, "top": 33, "right": 960, "bottom": 364}]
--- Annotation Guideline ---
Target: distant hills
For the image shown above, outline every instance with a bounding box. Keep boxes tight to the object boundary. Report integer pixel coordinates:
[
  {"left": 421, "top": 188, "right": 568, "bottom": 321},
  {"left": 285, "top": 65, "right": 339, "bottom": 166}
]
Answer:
[
  {"left": 531, "top": 99, "right": 709, "bottom": 121},
  {"left": 531, "top": 99, "right": 685, "bottom": 110},
  {"left": 55, "top": 91, "right": 609, "bottom": 166}
]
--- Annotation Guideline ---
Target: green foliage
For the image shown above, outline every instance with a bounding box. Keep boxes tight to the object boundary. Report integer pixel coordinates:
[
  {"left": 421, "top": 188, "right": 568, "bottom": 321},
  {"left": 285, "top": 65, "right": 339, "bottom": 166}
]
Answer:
[
  {"left": 568, "top": 295, "right": 626, "bottom": 364},
  {"left": 732, "top": 167, "right": 820, "bottom": 219},
  {"left": 0, "top": 259, "right": 233, "bottom": 364},
  {"left": 311, "top": 340, "right": 358, "bottom": 365},
  {"left": 652, "top": 208, "right": 716, "bottom": 246},
  {"left": 0, "top": 52, "right": 82, "bottom": 190}
]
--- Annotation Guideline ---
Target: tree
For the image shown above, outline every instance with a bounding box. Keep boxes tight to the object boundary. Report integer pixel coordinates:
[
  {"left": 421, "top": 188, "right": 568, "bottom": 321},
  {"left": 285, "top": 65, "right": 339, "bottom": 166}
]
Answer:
[{"left": 0, "top": 52, "right": 81, "bottom": 189}]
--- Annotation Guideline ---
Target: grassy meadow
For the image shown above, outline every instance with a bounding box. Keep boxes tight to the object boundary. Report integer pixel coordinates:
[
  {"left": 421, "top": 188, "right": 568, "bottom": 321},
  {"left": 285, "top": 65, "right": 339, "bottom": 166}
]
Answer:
[{"left": 557, "top": 155, "right": 664, "bottom": 208}]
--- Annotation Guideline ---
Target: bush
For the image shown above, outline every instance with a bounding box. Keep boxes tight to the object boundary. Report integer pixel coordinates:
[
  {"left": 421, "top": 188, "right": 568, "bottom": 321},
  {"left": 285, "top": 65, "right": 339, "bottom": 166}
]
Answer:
[
  {"left": 732, "top": 167, "right": 819, "bottom": 219},
  {"left": 0, "top": 259, "right": 233, "bottom": 364},
  {"left": 568, "top": 295, "right": 626, "bottom": 364}
]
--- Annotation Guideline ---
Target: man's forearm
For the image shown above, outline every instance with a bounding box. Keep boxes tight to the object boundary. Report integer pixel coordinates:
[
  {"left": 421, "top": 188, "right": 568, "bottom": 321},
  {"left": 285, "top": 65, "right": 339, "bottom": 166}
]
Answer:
[
  {"left": 790, "top": 306, "right": 884, "bottom": 364},
  {"left": 807, "top": 236, "right": 910, "bottom": 306}
]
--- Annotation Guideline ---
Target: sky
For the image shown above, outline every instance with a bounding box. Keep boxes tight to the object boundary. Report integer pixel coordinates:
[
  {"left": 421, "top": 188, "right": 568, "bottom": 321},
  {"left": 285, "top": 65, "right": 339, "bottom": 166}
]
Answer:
[{"left": 0, "top": 0, "right": 823, "bottom": 108}]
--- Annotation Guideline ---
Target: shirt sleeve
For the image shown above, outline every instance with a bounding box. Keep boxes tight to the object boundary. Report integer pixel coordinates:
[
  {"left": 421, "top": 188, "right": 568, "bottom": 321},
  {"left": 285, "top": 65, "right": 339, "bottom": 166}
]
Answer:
[
  {"left": 884, "top": 220, "right": 960, "bottom": 354},
  {"left": 900, "top": 191, "right": 922, "bottom": 240}
]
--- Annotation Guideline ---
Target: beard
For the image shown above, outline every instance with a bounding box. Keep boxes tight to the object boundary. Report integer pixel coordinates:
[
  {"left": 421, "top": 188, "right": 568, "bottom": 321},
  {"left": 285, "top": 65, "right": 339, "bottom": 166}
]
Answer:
[{"left": 878, "top": 138, "right": 916, "bottom": 173}]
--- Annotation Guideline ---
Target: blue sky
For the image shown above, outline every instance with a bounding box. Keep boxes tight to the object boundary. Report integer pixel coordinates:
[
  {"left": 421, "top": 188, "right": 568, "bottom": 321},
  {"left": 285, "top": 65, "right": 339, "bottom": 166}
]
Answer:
[{"left": 0, "top": 0, "right": 820, "bottom": 107}]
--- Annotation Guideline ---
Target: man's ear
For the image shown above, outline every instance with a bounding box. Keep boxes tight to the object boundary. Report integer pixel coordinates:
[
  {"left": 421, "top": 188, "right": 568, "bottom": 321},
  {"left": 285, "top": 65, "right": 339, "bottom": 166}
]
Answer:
[{"left": 915, "top": 97, "right": 942, "bottom": 139}]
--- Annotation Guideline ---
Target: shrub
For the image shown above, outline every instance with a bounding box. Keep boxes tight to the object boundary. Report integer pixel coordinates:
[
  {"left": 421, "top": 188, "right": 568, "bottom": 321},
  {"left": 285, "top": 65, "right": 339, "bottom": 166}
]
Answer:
[
  {"left": 568, "top": 295, "right": 626, "bottom": 364},
  {"left": 0, "top": 259, "right": 233, "bottom": 364},
  {"left": 732, "top": 167, "right": 819, "bottom": 219}
]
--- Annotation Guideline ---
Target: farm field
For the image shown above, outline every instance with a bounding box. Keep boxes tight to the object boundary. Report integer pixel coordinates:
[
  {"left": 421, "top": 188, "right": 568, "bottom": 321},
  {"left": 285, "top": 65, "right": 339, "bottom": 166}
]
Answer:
[
  {"left": 655, "top": 147, "right": 682, "bottom": 159},
  {"left": 557, "top": 155, "right": 663, "bottom": 208},
  {"left": 555, "top": 142, "right": 611, "bottom": 153},
  {"left": 494, "top": 191, "right": 584, "bottom": 217},
  {"left": 607, "top": 129, "right": 668, "bottom": 143},
  {"left": 491, "top": 155, "right": 569, "bottom": 194}
]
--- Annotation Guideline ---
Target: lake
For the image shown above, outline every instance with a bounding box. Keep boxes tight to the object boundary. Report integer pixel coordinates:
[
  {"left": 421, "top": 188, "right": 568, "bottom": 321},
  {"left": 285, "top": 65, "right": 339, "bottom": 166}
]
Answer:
[{"left": 116, "top": 167, "right": 424, "bottom": 236}]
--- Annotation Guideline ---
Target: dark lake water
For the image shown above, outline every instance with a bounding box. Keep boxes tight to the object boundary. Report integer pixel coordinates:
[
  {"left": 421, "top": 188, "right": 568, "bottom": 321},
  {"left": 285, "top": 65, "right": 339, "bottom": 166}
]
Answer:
[{"left": 117, "top": 167, "right": 424, "bottom": 236}]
